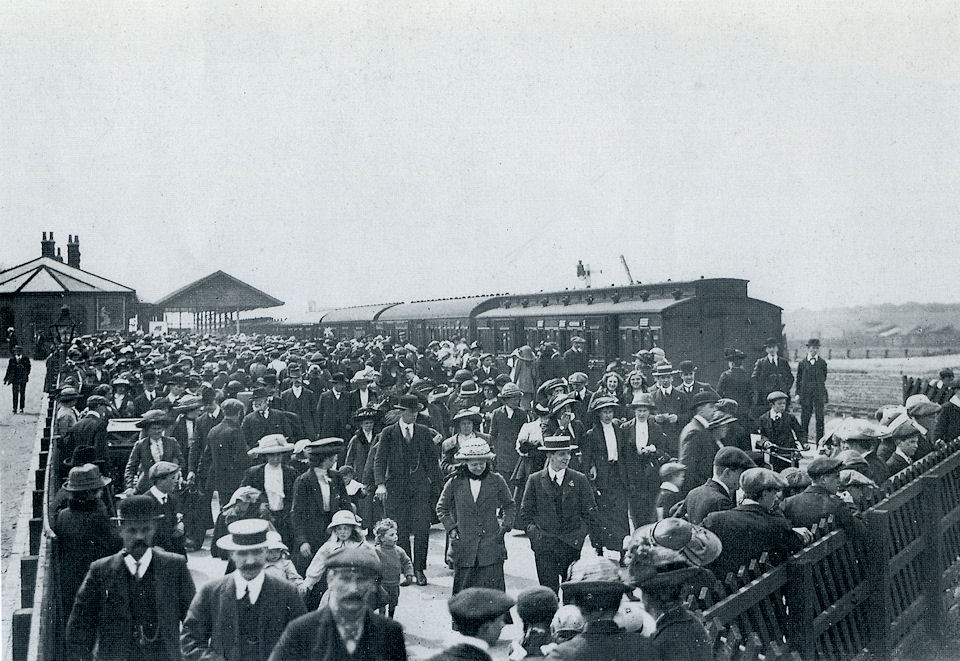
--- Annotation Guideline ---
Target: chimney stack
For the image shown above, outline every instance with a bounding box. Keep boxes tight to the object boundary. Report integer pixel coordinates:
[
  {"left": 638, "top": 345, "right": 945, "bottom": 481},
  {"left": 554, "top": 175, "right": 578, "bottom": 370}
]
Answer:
[
  {"left": 41, "top": 231, "right": 55, "bottom": 258},
  {"left": 67, "top": 234, "right": 80, "bottom": 269},
  {"left": 56, "top": 248, "right": 64, "bottom": 262}
]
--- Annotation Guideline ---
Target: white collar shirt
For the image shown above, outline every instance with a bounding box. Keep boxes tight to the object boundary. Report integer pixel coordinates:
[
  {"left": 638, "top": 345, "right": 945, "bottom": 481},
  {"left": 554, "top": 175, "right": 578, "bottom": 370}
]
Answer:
[
  {"left": 547, "top": 467, "right": 566, "bottom": 486},
  {"left": 634, "top": 419, "right": 649, "bottom": 451},
  {"left": 149, "top": 485, "right": 168, "bottom": 505},
  {"left": 505, "top": 406, "right": 514, "bottom": 419},
  {"left": 234, "top": 569, "right": 265, "bottom": 604},
  {"left": 144, "top": 390, "right": 155, "bottom": 401},
  {"left": 601, "top": 422, "right": 618, "bottom": 461},
  {"left": 150, "top": 437, "right": 164, "bottom": 463},
  {"left": 123, "top": 548, "right": 153, "bottom": 578},
  {"left": 807, "top": 354, "right": 818, "bottom": 364},
  {"left": 313, "top": 468, "right": 331, "bottom": 511},
  {"left": 659, "top": 481, "right": 680, "bottom": 493},
  {"left": 894, "top": 448, "right": 912, "bottom": 465},
  {"left": 359, "top": 389, "right": 369, "bottom": 408},
  {"left": 292, "top": 384, "right": 302, "bottom": 398},
  {"left": 446, "top": 633, "right": 490, "bottom": 654},
  {"left": 660, "top": 386, "right": 673, "bottom": 396},
  {"left": 469, "top": 477, "right": 482, "bottom": 501},
  {"left": 769, "top": 356, "right": 778, "bottom": 365},
  {"left": 770, "top": 411, "right": 781, "bottom": 421},
  {"left": 264, "top": 462, "right": 285, "bottom": 511},
  {"left": 400, "top": 421, "right": 415, "bottom": 441}
]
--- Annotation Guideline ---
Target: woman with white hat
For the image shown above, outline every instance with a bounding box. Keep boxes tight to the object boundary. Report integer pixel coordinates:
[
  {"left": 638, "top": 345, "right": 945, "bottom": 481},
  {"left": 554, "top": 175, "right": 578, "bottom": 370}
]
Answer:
[
  {"left": 436, "top": 438, "right": 516, "bottom": 595},
  {"left": 440, "top": 406, "right": 491, "bottom": 475},
  {"left": 300, "top": 509, "right": 368, "bottom": 607}
]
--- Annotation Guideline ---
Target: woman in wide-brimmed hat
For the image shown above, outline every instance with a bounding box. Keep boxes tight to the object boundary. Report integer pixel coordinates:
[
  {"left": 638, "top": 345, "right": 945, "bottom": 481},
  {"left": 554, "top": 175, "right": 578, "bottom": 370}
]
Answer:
[
  {"left": 510, "top": 401, "right": 554, "bottom": 506},
  {"left": 440, "top": 406, "right": 491, "bottom": 475},
  {"left": 345, "top": 406, "right": 381, "bottom": 527},
  {"left": 508, "top": 345, "right": 539, "bottom": 410},
  {"left": 436, "top": 438, "right": 516, "bottom": 597},
  {"left": 589, "top": 371, "right": 627, "bottom": 421}
]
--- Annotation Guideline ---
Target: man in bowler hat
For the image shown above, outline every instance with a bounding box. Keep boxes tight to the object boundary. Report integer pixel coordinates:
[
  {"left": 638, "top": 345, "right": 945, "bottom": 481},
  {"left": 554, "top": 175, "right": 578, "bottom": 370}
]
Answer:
[
  {"left": 3, "top": 344, "right": 30, "bottom": 413},
  {"left": 66, "top": 495, "right": 195, "bottom": 661},
  {"left": 795, "top": 338, "right": 828, "bottom": 444}
]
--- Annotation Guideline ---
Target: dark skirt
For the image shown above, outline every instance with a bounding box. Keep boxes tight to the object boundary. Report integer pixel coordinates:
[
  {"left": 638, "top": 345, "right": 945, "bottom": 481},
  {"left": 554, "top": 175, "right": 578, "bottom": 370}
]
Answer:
[
  {"left": 452, "top": 563, "right": 506, "bottom": 594},
  {"left": 593, "top": 479, "right": 631, "bottom": 549}
]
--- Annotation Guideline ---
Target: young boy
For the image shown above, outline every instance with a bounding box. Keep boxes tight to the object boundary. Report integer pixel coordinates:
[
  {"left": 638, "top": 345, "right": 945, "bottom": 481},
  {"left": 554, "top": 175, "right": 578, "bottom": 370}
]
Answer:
[
  {"left": 655, "top": 462, "right": 687, "bottom": 519},
  {"left": 372, "top": 518, "right": 414, "bottom": 618}
]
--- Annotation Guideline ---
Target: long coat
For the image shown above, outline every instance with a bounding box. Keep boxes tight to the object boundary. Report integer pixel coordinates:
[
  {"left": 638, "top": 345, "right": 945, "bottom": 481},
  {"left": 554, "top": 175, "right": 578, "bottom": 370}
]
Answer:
[
  {"left": 268, "top": 607, "right": 407, "bottom": 661},
  {"left": 63, "top": 413, "right": 109, "bottom": 462},
  {"left": 436, "top": 469, "right": 516, "bottom": 568},
  {"left": 373, "top": 422, "right": 443, "bottom": 532},
  {"left": 4, "top": 354, "right": 31, "bottom": 383},
  {"left": 65, "top": 549, "right": 195, "bottom": 661},
  {"left": 751, "top": 357, "right": 794, "bottom": 405},
  {"left": 716, "top": 367, "right": 754, "bottom": 412},
  {"left": 279, "top": 386, "right": 319, "bottom": 440},
  {"left": 315, "top": 390, "right": 356, "bottom": 440},
  {"left": 650, "top": 387, "right": 686, "bottom": 455},
  {"left": 181, "top": 573, "right": 306, "bottom": 661},
  {"left": 53, "top": 500, "right": 123, "bottom": 616},
  {"left": 124, "top": 435, "right": 184, "bottom": 492},
  {"left": 518, "top": 468, "right": 600, "bottom": 552},
  {"left": 290, "top": 468, "right": 349, "bottom": 552},
  {"left": 487, "top": 405, "right": 526, "bottom": 475},
  {"left": 202, "top": 418, "right": 251, "bottom": 498},
  {"left": 241, "top": 410, "right": 296, "bottom": 448},
  {"left": 580, "top": 423, "right": 632, "bottom": 548},
  {"left": 678, "top": 417, "right": 721, "bottom": 496}
]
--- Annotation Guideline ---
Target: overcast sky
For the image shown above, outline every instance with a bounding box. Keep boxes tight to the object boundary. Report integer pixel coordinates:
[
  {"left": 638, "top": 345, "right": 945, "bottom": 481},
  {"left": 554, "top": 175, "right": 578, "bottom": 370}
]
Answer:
[{"left": 2, "top": 2, "right": 957, "bottom": 317}]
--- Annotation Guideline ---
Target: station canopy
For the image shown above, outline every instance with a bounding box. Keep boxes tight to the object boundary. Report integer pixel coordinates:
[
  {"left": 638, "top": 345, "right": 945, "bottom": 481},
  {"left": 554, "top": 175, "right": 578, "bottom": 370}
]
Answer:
[
  {"left": 155, "top": 270, "right": 283, "bottom": 312},
  {"left": 0, "top": 256, "right": 135, "bottom": 294}
]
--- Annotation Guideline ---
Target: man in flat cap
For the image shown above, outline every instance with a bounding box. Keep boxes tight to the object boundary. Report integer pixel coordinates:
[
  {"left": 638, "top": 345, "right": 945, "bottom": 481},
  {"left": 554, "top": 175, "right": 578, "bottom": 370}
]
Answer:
[
  {"left": 676, "top": 360, "right": 718, "bottom": 404},
  {"left": 678, "top": 391, "right": 722, "bottom": 497},
  {"left": 269, "top": 546, "right": 406, "bottom": 661},
  {"left": 562, "top": 337, "right": 589, "bottom": 377},
  {"left": 783, "top": 456, "right": 866, "bottom": 541},
  {"left": 182, "top": 519, "right": 306, "bottom": 661},
  {"left": 681, "top": 447, "right": 755, "bottom": 524},
  {"left": 883, "top": 415, "right": 923, "bottom": 475},
  {"left": 751, "top": 338, "right": 794, "bottom": 415},
  {"left": 703, "top": 468, "right": 807, "bottom": 578},
  {"left": 66, "top": 495, "right": 195, "bottom": 661},
  {"left": 429, "top": 587, "right": 515, "bottom": 661},
  {"left": 795, "top": 339, "right": 828, "bottom": 446},
  {"left": 145, "top": 461, "right": 186, "bottom": 556},
  {"left": 758, "top": 391, "right": 804, "bottom": 471}
]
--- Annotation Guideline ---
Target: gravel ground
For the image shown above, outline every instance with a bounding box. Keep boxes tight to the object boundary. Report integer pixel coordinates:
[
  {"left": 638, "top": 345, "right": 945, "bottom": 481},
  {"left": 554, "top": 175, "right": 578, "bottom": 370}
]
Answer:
[{"left": 0, "top": 360, "right": 45, "bottom": 581}]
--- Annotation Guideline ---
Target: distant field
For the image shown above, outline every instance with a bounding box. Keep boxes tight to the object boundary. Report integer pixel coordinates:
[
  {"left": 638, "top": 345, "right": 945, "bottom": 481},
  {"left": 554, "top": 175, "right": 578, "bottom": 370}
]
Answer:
[{"left": 829, "top": 353, "right": 960, "bottom": 375}]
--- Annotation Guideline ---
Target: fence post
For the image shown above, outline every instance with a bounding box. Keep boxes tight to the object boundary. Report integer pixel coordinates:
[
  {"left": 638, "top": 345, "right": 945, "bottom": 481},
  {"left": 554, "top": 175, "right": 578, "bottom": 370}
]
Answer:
[
  {"left": 865, "top": 509, "right": 892, "bottom": 659},
  {"left": 785, "top": 557, "right": 817, "bottom": 658},
  {"left": 921, "top": 471, "right": 946, "bottom": 648}
]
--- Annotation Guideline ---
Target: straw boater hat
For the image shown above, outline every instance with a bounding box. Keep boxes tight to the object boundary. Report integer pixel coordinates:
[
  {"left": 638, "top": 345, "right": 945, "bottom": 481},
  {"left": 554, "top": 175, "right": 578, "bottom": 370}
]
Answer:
[
  {"left": 64, "top": 464, "right": 112, "bottom": 492},
  {"left": 247, "top": 434, "right": 294, "bottom": 456},
  {"left": 652, "top": 363, "right": 678, "bottom": 377},
  {"left": 326, "top": 509, "right": 363, "bottom": 530},
  {"left": 628, "top": 392, "right": 656, "bottom": 409},
  {"left": 452, "top": 406, "right": 483, "bottom": 424},
  {"left": 216, "top": 519, "right": 271, "bottom": 551},
  {"left": 538, "top": 435, "right": 578, "bottom": 452},
  {"left": 454, "top": 438, "right": 496, "bottom": 462}
]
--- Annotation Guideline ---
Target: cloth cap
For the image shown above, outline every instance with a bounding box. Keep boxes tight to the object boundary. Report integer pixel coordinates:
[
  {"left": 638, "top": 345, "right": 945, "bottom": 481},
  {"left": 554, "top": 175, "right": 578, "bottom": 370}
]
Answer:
[
  {"left": 115, "top": 495, "right": 164, "bottom": 521},
  {"left": 326, "top": 509, "right": 363, "bottom": 529},
  {"left": 659, "top": 462, "right": 687, "bottom": 478},
  {"left": 561, "top": 556, "right": 630, "bottom": 596},
  {"left": 839, "top": 469, "right": 876, "bottom": 488},
  {"left": 247, "top": 434, "right": 294, "bottom": 456},
  {"left": 766, "top": 391, "right": 789, "bottom": 403},
  {"left": 64, "top": 464, "right": 112, "bottom": 491},
  {"left": 740, "top": 467, "right": 788, "bottom": 495},
  {"left": 708, "top": 411, "right": 737, "bottom": 428},
  {"left": 716, "top": 398, "right": 739, "bottom": 414},
  {"left": 905, "top": 394, "right": 942, "bottom": 418},
  {"left": 780, "top": 466, "right": 812, "bottom": 490},
  {"left": 149, "top": 461, "right": 180, "bottom": 481},
  {"left": 568, "top": 372, "right": 588, "bottom": 385},
  {"left": 325, "top": 545, "right": 382, "bottom": 576},
  {"left": 216, "top": 519, "right": 271, "bottom": 551},
  {"left": 714, "top": 446, "right": 756, "bottom": 470},
  {"left": 835, "top": 449, "right": 869, "bottom": 469},
  {"left": 882, "top": 412, "right": 924, "bottom": 440},
  {"left": 58, "top": 387, "right": 81, "bottom": 401},
  {"left": 807, "top": 456, "right": 843, "bottom": 478},
  {"left": 454, "top": 438, "right": 496, "bottom": 461},
  {"left": 85, "top": 395, "right": 110, "bottom": 408},
  {"left": 173, "top": 394, "right": 203, "bottom": 411},
  {"left": 516, "top": 587, "right": 558, "bottom": 624},
  {"left": 449, "top": 587, "right": 515, "bottom": 621}
]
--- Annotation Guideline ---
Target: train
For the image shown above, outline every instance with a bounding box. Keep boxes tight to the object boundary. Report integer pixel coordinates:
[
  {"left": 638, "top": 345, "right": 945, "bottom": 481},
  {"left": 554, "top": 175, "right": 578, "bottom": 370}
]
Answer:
[{"left": 244, "top": 277, "right": 783, "bottom": 384}]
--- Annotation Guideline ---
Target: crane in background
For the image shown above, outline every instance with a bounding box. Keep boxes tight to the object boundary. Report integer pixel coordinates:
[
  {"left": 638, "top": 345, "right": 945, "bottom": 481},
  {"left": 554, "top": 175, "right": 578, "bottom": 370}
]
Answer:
[{"left": 620, "top": 255, "right": 635, "bottom": 285}]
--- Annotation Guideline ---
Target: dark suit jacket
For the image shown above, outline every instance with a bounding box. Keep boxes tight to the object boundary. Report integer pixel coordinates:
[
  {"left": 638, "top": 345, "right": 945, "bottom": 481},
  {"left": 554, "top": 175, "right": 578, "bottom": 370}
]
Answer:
[
  {"left": 652, "top": 607, "right": 713, "bottom": 661},
  {"left": 268, "top": 606, "right": 407, "bottom": 661},
  {"left": 64, "top": 413, "right": 109, "bottom": 461},
  {"left": 290, "top": 468, "right": 349, "bottom": 551},
  {"left": 279, "top": 386, "right": 319, "bottom": 439},
  {"left": 124, "top": 435, "right": 184, "bottom": 492},
  {"left": 201, "top": 418, "right": 250, "bottom": 496},
  {"left": 758, "top": 411, "right": 803, "bottom": 449},
  {"left": 145, "top": 489, "right": 186, "bottom": 556},
  {"left": 683, "top": 479, "right": 735, "bottom": 524},
  {"left": 241, "top": 462, "right": 300, "bottom": 514},
  {"left": 795, "top": 357, "right": 828, "bottom": 402},
  {"left": 373, "top": 422, "right": 443, "bottom": 498},
  {"left": 518, "top": 467, "right": 599, "bottom": 551},
  {"left": 190, "top": 408, "right": 224, "bottom": 477},
  {"left": 315, "top": 389, "right": 356, "bottom": 440},
  {"left": 886, "top": 451, "right": 911, "bottom": 476},
  {"left": 473, "top": 365, "right": 502, "bottom": 383},
  {"left": 581, "top": 423, "right": 628, "bottom": 492},
  {"left": 133, "top": 390, "right": 162, "bottom": 417},
  {"left": 545, "top": 619, "right": 655, "bottom": 660},
  {"left": 935, "top": 399, "right": 960, "bottom": 444},
  {"left": 783, "top": 484, "right": 866, "bottom": 540},
  {"left": 436, "top": 469, "right": 516, "bottom": 568},
  {"left": 562, "top": 348, "right": 589, "bottom": 377},
  {"left": 66, "top": 549, "right": 195, "bottom": 661},
  {"left": 650, "top": 387, "right": 686, "bottom": 452},
  {"left": 617, "top": 418, "right": 670, "bottom": 495},
  {"left": 181, "top": 572, "right": 306, "bottom": 661},
  {"left": 241, "top": 410, "right": 296, "bottom": 448},
  {"left": 703, "top": 503, "right": 804, "bottom": 578},
  {"left": 678, "top": 417, "right": 721, "bottom": 495},
  {"left": 751, "top": 357, "right": 794, "bottom": 404},
  {"left": 716, "top": 367, "right": 754, "bottom": 412},
  {"left": 4, "top": 355, "right": 31, "bottom": 383}
]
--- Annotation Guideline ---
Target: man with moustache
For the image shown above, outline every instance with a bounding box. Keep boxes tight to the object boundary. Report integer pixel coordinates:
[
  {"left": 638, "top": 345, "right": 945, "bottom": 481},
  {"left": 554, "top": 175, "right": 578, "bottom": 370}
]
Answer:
[
  {"left": 269, "top": 545, "right": 407, "bottom": 661},
  {"left": 65, "top": 495, "right": 195, "bottom": 661},
  {"left": 182, "top": 519, "right": 306, "bottom": 661}
]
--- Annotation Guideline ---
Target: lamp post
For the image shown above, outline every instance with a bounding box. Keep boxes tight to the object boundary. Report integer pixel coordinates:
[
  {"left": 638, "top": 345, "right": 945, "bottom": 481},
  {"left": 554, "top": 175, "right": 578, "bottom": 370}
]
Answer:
[{"left": 51, "top": 305, "right": 76, "bottom": 364}]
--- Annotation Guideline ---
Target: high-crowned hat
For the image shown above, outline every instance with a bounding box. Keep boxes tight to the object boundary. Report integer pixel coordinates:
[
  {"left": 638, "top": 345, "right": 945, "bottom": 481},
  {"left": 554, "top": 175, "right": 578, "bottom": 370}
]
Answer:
[
  {"left": 216, "top": 519, "right": 271, "bottom": 551},
  {"left": 806, "top": 338, "right": 821, "bottom": 347},
  {"left": 135, "top": 409, "right": 171, "bottom": 428},
  {"left": 452, "top": 369, "right": 474, "bottom": 384},
  {"left": 452, "top": 406, "right": 482, "bottom": 423},
  {"left": 498, "top": 382, "right": 523, "bottom": 399},
  {"left": 690, "top": 391, "right": 720, "bottom": 408},
  {"left": 678, "top": 360, "right": 696, "bottom": 374},
  {"left": 561, "top": 555, "right": 630, "bottom": 596},
  {"left": 247, "top": 434, "right": 294, "bottom": 456},
  {"left": 266, "top": 530, "right": 288, "bottom": 551},
  {"left": 352, "top": 406, "right": 381, "bottom": 421},
  {"left": 326, "top": 509, "right": 363, "bottom": 530},
  {"left": 251, "top": 386, "right": 272, "bottom": 400},
  {"left": 510, "top": 346, "right": 536, "bottom": 362},
  {"left": 454, "top": 438, "right": 496, "bottom": 462},
  {"left": 589, "top": 395, "right": 620, "bottom": 412},
  {"left": 627, "top": 392, "right": 656, "bottom": 409},
  {"left": 330, "top": 372, "right": 348, "bottom": 384},
  {"left": 633, "top": 518, "right": 722, "bottom": 567},
  {"left": 458, "top": 380, "right": 480, "bottom": 396},
  {"left": 764, "top": 337, "right": 780, "bottom": 348},
  {"left": 393, "top": 394, "right": 425, "bottom": 412},
  {"left": 723, "top": 347, "right": 745, "bottom": 360},
  {"left": 307, "top": 437, "right": 345, "bottom": 454},
  {"left": 539, "top": 377, "right": 568, "bottom": 393},
  {"left": 64, "top": 463, "right": 112, "bottom": 491},
  {"left": 114, "top": 494, "right": 164, "bottom": 521},
  {"left": 538, "top": 435, "right": 577, "bottom": 452},
  {"left": 533, "top": 402, "right": 552, "bottom": 416}
]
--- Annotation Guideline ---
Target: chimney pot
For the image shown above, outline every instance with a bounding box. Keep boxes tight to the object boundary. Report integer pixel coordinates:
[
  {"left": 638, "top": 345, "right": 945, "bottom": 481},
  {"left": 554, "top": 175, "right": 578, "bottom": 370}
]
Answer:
[{"left": 67, "top": 234, "right": 81, "bottom": 268}]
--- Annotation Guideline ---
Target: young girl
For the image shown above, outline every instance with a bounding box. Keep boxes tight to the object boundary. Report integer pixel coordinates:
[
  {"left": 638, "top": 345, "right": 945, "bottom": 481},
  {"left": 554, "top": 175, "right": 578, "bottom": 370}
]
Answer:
[
  {"left": 372, "top": 518, "right": 413, "bottom": 618},
  {"left": 263, "top": 531, "right": 303, "bottom": 588},
  {"left": 300, "top": 510, "right": 366, "bottom": 608}
]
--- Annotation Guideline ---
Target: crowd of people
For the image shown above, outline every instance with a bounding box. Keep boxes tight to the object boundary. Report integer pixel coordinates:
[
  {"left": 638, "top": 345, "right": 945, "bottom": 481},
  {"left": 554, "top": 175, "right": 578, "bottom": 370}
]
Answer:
[{"left": 17, "top": 328, "right": 960, "bottom": 660}]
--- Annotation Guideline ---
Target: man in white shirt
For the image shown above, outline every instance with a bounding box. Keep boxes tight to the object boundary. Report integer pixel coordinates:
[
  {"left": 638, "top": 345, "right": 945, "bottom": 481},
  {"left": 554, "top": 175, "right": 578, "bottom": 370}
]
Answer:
[{"left": 182, "top": 519, "right": 306, "bottom": 661}]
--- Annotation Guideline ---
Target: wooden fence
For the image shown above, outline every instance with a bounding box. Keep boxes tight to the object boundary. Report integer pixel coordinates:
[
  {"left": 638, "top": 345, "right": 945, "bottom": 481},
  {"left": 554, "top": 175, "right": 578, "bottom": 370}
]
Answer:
[
  {"left": 689, "top": 437, "right": 960, "bottom": 660},
  {"left": 903, "top": 376, "right": 958, "bottom": 405}
]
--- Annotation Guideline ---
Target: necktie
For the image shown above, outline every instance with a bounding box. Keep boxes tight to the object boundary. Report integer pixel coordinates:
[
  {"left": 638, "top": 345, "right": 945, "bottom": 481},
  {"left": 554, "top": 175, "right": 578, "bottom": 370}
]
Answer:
[
  {"left": 240, "top": 585, "right": 251, "bottom": 605},
  {"left": 403, "top": 426, "right": 412, "bottom": 442},
  {"left": 133, "top": 557, "right": 142, "bottom": 579}
]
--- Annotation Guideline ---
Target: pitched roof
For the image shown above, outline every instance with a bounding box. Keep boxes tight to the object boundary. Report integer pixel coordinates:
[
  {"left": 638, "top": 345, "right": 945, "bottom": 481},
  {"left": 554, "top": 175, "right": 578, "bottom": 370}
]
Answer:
[
  {"left": 0, "top": 257, "right": 136, "bottom": 295},
  {"left": 154, "top": 270, "right": 283, "bottom": 311}
]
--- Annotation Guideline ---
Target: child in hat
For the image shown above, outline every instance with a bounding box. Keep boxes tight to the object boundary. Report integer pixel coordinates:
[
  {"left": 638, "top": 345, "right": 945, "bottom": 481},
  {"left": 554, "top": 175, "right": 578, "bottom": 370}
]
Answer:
[
  {"left": 509, "top": 586, "right": 559, "bottom": 659},
  {"left": 549, "top": 605, "right": 586, "bottom": 646},
  {"left": 263, "top": 530, "right": 304, "bottom": 588},
  {"left": 656, "top": 463, "right": 687, "bottom": 519},
  {"left": 372, "top": 518, "right": 414, "bottom": 618},
  {"left": 300, "top": 509, "right": 366, "bottom": 605}
]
